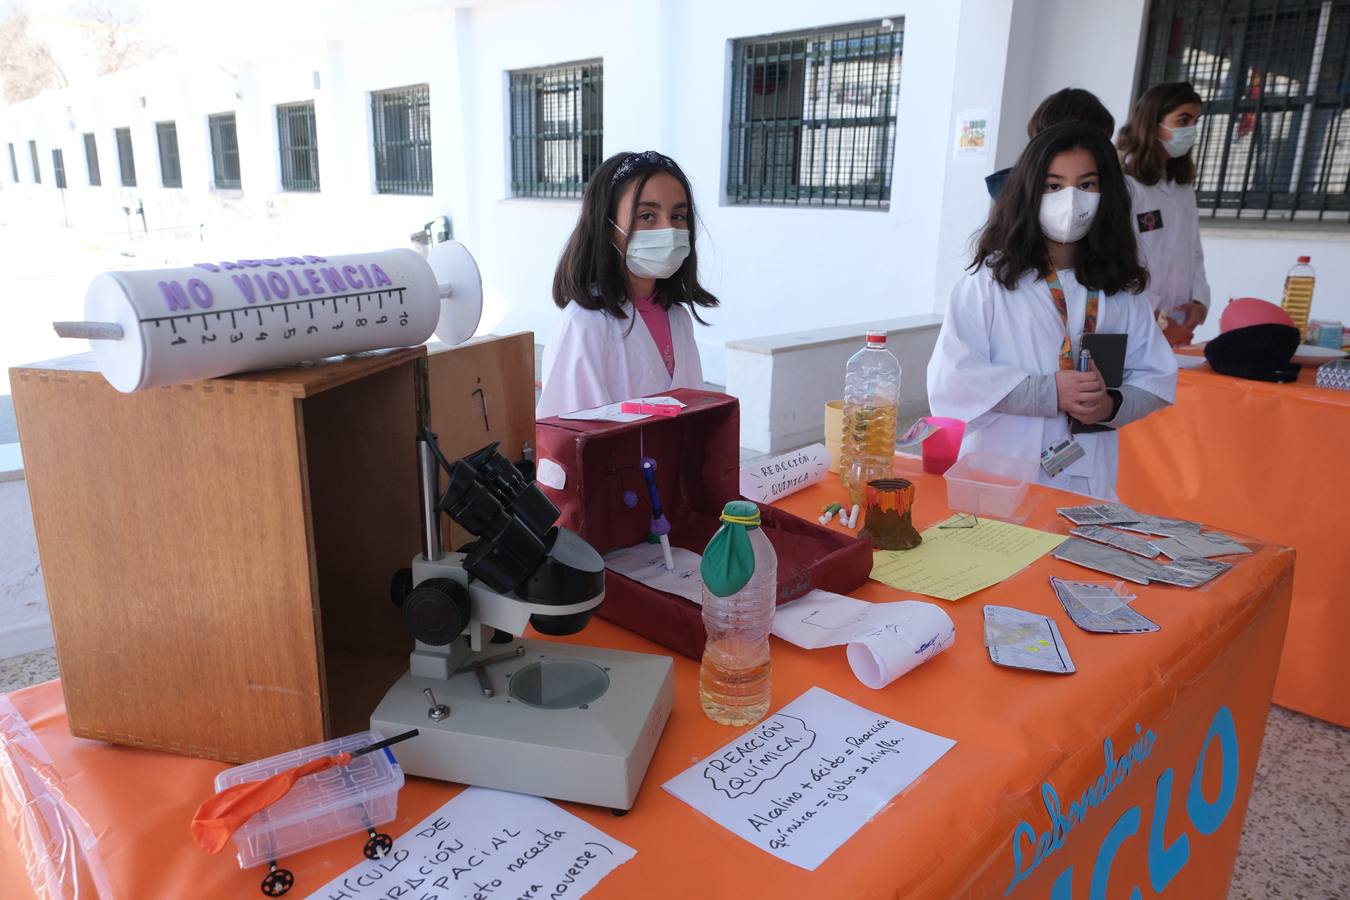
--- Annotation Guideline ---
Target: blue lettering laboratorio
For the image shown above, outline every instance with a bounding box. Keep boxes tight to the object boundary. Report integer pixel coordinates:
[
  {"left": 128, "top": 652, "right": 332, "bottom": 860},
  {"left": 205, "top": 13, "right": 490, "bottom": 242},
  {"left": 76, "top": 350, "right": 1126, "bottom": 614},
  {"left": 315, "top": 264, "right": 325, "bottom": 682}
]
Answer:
[{"left": 1007, "top": 705, "right": 1240, "bottom": 898}]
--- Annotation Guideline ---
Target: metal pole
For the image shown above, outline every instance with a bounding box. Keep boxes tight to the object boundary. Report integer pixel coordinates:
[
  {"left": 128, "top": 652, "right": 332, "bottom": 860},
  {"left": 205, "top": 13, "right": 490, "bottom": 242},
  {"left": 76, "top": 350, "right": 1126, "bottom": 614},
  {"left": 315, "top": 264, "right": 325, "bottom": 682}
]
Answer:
[{"left": 414, "top": 357, "right": 444, "bottom": 562}]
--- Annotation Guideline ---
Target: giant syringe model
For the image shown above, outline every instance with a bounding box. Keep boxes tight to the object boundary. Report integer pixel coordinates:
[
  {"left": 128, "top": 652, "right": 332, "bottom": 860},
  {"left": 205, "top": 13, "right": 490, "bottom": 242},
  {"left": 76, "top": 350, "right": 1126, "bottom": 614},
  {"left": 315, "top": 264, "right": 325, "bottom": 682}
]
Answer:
[{"left": 53, "top": 242, "right": 483, "bottom": 392}]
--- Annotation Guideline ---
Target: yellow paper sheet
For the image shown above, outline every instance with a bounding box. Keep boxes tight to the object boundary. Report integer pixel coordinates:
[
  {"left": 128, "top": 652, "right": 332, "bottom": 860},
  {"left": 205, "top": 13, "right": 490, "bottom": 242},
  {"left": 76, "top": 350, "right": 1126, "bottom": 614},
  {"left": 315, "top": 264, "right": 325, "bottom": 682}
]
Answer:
[{"left": 870, "top": 514, "right": 1068, "bottom": 601}]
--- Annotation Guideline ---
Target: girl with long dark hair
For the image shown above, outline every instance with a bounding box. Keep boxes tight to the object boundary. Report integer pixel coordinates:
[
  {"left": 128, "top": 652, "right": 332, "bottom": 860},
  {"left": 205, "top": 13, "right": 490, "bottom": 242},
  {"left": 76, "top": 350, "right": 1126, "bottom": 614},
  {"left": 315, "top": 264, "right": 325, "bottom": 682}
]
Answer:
[
  {"left": 1117, "top": 82, "right": 1210, "bottom": 346},
  {"left": 927, "top": 123, "right": 1177, "bottom": 499},
  {"left": 536, "top": 150, "right": 718, "bottom": 418}
]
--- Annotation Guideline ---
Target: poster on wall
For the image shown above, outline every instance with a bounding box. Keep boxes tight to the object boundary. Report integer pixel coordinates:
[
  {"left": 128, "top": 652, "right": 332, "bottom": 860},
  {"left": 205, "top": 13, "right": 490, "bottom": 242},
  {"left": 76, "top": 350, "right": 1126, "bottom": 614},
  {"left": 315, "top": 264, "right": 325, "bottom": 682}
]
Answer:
[{"left": 955, "top": 108, "right": 993, "bottom": 158}]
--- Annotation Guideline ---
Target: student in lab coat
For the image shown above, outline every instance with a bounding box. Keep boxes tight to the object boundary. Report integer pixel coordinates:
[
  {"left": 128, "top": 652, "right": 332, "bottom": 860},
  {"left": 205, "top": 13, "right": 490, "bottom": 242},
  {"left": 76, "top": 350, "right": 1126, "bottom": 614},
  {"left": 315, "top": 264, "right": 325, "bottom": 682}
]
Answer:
[
  {"left": 928, "top": 123, "right": 1178, "bottom": 500},
  {"left": 536, "top": 151, "right": 718, "bottom": 419},
  {"left": 1117, "top": 82, "right": 1210, "bottom": 346}
]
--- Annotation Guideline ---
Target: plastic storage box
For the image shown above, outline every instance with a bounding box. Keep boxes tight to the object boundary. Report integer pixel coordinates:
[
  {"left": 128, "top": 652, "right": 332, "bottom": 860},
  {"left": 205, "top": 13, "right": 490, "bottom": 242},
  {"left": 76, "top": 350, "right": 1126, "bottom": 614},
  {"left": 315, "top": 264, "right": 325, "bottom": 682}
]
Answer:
[
  {"left": 943, "top": 454, "right": 1038, "bottom": 520},
  {"left": 214, "top": 730, "right": 405, "bottom": 869}
]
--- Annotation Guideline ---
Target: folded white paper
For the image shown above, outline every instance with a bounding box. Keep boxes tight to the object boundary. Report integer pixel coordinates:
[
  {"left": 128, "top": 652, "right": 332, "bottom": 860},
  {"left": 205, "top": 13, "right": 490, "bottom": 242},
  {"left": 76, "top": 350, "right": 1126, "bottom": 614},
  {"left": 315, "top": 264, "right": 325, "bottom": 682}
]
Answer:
[
  {"left": 773, "top": 591, "right": 955, "bottom": 689},
  {"left": 560, "top": 395, "right": 686, "bottom": 423}
]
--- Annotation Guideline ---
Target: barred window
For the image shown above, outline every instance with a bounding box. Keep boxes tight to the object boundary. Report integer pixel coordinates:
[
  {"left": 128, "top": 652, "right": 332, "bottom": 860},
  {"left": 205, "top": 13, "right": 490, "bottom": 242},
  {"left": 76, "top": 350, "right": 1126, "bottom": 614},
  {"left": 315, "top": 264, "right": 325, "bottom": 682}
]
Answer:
[
  {"left": 156, "top": 121, "right": 181, "bottom": 188},
  {"left": 509, "top": 60, "right": 603, "bottom": 198},
  {"left": 84, "top": 133, "right": 101, "bottom": 186},
  {"left": 209, "top": 113, "right": 241, "bottom": 190},
  {"left": 51, "top": 148, "right": 66, "bottom": 189},
  {"left": 277, "top": 101, "right": 320, "bottom": 191},
  {"left": 1139, "top": 0, "right": 1350, "bottom": 221},
  {"left": 728, "top": 18, "right": 904, "bottom": 208},
  {"left": 115, "top": 127, "right": 135, "bottom": 186},
  {"left": 28, "top": 140, "right": 40, "bottom": 183},
  {"left": 371, "top": 84, "right": 432, "bottom": 195},
  {"left": 8, "top": 143, "right": 18, "bottom": 182}
]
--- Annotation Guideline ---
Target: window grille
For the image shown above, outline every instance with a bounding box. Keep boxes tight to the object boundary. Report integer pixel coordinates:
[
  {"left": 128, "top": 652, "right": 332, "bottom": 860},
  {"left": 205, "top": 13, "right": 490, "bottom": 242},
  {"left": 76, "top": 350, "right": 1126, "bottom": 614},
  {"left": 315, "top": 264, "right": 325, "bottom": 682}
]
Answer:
[
  {"left": 209, "top": 113, "right": 242, "bottom": 190},
  {"left": 509, "top": 60, "right": 603, "bottom": 198},
  {"left": 728, "top": 18, "right": 904, "bottom": 208},
  {"left": 277, "top": 101, "right": 320, "bottom": 191},
  {"left": 1138, "top": 0, "right": 1350, "bottom": 221},
  {"left": 371, "top": 84, "right": 432, "bottom": 195}
]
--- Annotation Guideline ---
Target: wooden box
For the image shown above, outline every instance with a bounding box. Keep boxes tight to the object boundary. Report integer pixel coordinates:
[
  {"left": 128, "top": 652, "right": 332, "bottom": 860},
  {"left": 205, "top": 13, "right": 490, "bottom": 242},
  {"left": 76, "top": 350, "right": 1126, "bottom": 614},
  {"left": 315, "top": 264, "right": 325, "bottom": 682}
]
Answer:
[{"left": 10, "top": 333, "right": 536, "bottom": 763}]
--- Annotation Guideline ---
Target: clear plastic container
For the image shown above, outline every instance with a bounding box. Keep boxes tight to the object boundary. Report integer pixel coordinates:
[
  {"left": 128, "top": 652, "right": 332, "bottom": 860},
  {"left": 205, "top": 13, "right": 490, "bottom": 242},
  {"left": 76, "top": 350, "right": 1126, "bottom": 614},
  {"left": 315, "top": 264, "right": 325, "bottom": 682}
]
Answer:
[
  {"left": 214, "top": 730, "right": 404, "bottom": 869},
  {"left": 839, "top": 330, "right": 901, "bottom": 507},
  {"left": 700, "top": 504, "right": 777, "bottom": 726},
  {"left": 943, "top": 454, "right": 1038, "bottom": 520},
  {"left": 1281, "top": 255, "right": 1316, "bottom": 337}
]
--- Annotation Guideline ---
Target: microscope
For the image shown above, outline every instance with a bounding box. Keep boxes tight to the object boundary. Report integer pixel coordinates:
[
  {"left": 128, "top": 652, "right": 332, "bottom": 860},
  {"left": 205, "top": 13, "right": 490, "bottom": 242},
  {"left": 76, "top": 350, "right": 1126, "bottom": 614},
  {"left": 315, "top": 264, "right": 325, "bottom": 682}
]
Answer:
[{"left": 371, "top": 379, "right": 674, "bottom": 812}]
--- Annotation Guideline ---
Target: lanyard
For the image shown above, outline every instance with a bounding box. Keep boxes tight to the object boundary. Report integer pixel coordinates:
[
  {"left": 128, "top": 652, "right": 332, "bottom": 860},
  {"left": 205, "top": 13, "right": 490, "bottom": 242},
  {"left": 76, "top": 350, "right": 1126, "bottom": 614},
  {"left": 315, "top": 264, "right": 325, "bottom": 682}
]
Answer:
[{"left": 1045, "top": 265, "right": 1099, "bottom": 371}]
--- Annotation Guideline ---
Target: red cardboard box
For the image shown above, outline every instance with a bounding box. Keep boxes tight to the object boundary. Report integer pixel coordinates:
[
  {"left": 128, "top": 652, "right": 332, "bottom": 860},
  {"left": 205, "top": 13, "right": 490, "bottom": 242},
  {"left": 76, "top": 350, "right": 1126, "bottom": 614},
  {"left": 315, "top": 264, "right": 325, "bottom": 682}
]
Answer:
[{"left": 535, "top": 389, "right": 872, "bottom": 658}]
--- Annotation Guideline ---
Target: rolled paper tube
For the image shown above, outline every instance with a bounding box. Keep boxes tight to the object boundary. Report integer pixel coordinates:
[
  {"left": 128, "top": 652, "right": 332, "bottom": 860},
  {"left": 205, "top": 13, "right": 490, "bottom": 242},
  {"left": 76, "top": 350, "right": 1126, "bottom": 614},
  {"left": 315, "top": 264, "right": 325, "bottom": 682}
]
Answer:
[{"left": 862, "top": 479, "right": 923, "bottom": 551}]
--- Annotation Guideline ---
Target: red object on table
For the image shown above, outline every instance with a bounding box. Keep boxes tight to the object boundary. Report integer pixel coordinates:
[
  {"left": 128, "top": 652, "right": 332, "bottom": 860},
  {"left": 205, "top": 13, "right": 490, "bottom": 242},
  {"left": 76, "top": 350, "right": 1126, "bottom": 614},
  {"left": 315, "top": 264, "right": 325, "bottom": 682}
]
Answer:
[
  {"left": 619, "top": 401, "right": 681, "bottom": 417},
  {"left": 536, "top": 390, "right": 872, "bottom": 658},
  {"left": 1, "top": 468, "right": 1293, "bottom": 899},
  {"left": 1119, "top": 359, "right": 1349, "bottom": 725}
]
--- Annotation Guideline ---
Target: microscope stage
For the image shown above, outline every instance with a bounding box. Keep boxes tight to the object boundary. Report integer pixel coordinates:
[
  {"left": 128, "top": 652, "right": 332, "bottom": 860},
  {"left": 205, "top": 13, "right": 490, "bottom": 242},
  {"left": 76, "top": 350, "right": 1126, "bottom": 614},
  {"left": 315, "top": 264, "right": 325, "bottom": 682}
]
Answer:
[{"left": 371, "top": 640, "right": 674, "bottom": 811}]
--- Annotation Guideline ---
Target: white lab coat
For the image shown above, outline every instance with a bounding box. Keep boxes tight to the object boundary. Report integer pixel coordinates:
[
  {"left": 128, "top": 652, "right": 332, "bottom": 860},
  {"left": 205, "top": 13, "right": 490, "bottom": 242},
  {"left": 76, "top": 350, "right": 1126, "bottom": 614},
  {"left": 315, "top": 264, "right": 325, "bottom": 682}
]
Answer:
[
  {"left": 1126, "top": 175, "right": 1211, "bottom": 317},
  {"left": 927, "top": 266, "right": 1177, "bottom": 500},
  {"left": 536, "top": 300, "right": 705, "bottom": 419}
]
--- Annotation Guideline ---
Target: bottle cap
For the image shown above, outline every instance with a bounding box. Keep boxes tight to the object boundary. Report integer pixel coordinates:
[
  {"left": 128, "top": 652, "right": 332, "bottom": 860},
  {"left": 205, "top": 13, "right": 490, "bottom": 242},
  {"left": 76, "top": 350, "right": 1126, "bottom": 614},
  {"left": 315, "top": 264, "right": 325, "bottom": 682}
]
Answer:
[
  {"left": 1298, "top": 256, "right": 1311, "bottom": 264},
  {"left": 865, "top": 330, "right": 887, "bottom": 345}
]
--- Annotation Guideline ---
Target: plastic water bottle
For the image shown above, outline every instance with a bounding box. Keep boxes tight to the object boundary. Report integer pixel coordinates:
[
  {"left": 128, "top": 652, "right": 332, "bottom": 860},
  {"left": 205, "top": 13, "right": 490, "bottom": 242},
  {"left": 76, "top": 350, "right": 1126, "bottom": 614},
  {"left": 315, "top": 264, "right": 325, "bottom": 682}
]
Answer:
[
  {"left": 839, "top": 330, "right": 901, "bottom": 508},
  {"left": 1281, "top": 256, "right": 1316, "bottom": 337},
  {"left": 700, "top": 502, "right": 776, "bottom": 726}
]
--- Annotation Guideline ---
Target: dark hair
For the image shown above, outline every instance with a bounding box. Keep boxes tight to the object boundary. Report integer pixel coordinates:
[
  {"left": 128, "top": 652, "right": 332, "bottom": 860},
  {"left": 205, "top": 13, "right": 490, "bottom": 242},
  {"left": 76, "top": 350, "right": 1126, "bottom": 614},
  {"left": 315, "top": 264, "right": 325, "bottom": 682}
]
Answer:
[
  {"left": 972, "top": 122, "right": 1148, "bottom": 296},
  {"left": 551, "top": 151, "right": 719, "bottom": 321},
  {"left": 1027, "top": 88, "right": 1115, "bottom": 139},
  {"left": 1117, "top": 81, "right": 1203, "bottom": 186}
]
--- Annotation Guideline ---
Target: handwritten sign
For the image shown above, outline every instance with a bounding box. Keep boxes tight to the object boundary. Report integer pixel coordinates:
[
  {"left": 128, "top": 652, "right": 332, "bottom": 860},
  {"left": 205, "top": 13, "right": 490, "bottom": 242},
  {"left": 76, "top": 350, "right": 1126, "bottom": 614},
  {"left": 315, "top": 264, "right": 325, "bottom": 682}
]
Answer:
[
  {"left": 870, "top": 515, "right": 1066, "bottom": 601},
  {"left": 306, "top": 788, "right": 634, "bottom": 900},
  {"left": 663, "top": 687, "right": 955, "bottom": 870},
  {"left": 739, "top": 443, "right": 829, "bottom": 502}
]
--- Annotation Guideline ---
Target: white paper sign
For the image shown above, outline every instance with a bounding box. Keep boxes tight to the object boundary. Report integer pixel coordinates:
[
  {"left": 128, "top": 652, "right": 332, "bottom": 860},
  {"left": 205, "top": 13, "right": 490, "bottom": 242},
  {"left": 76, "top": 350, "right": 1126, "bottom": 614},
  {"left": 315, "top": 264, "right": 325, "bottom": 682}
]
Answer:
[
  {"left": 663, "top": 687, "right": 955, "bottom": 870},
  {"left": 559, "top": 396, "right": 685, "bottom": 423},
  {"left": 772, "top": 592, "right": 955, "bottom": 689},
  {"left": 305, "top": 787, "right": 634, "bottom": 900},
  {"left": 603, "top": 544, "right": 705, "bottom": 604},
  {"left": 739, "top": 443, "right": 829, "bottom": 502}
]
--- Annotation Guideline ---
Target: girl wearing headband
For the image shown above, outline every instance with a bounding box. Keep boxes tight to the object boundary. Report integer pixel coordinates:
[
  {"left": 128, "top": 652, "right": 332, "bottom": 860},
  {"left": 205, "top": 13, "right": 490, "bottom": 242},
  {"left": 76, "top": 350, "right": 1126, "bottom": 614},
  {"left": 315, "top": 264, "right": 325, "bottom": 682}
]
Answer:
[{"left": 536, "top": 150, "right": 719, "bottom": 418}]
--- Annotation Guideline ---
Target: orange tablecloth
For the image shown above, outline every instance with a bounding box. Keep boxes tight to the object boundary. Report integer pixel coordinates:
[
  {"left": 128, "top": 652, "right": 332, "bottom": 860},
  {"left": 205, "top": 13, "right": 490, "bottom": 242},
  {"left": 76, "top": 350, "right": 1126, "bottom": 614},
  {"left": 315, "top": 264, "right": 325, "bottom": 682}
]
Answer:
[
  {"left": 1118, "top": 361, "right": 1348, "bottom": 726},
  {"left": 1, "top": 468, "right": 1293, "bottom": 900}
]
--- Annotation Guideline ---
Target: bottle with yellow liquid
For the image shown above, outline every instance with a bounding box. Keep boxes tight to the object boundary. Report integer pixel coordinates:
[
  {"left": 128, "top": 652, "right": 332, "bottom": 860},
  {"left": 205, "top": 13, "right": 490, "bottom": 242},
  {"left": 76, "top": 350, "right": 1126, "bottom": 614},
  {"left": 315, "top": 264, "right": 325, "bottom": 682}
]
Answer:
[
  {"left": 1281, "top": 256, "right": 1316, "bottom": 338},
  {"left": 839, "top": 331, "right": 900, "bottom": 509}
]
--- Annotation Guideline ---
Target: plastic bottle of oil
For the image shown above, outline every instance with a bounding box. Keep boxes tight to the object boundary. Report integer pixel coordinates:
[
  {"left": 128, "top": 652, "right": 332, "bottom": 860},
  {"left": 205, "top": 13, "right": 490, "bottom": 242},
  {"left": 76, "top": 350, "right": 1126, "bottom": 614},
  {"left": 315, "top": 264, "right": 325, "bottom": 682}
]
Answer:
[
  {"left": 1281, "top": 256, "right": 1316, "bottom": 337},
  {"left": 839, "top": 331, "right": 900, "bottom": 508}
]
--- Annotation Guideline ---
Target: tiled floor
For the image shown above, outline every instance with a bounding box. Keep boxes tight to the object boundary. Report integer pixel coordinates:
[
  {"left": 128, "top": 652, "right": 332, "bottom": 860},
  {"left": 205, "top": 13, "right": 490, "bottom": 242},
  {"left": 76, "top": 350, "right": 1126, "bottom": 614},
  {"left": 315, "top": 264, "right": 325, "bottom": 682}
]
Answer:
[{"left": 0, "top": 647, "right": 1343, "bottom": 897}]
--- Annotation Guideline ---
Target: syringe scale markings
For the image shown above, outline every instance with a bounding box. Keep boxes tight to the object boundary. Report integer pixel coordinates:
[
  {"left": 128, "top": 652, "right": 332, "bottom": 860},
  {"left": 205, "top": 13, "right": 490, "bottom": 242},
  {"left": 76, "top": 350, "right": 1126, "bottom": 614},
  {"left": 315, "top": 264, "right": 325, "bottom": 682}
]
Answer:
[
  {"left": 139, "top": 287, "right": 407, "bottom": 324},
  {"left": 150, "top": 289, "right": 408, "bottom": 348}
]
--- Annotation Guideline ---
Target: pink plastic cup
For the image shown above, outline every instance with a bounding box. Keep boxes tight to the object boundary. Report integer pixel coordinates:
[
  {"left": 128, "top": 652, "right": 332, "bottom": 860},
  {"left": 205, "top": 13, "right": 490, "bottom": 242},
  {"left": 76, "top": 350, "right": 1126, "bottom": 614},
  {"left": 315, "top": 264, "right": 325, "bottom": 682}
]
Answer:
[{"left": 921, "top": 417, "right": 966, "bottom": 475}]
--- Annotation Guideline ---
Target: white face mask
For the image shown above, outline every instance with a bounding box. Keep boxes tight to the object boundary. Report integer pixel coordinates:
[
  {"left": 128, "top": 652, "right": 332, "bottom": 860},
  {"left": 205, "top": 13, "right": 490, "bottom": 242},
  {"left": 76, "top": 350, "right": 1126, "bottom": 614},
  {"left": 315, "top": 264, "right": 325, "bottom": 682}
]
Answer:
[
  {"left": 1161, "top": 124, "right": 1197, "bottom": 158},
  {"left": 1039, "top": 188, "right": 1101, "bottom": 244},
  {"left": 614, "top": 225, "right": 690, "bottom": 280}
]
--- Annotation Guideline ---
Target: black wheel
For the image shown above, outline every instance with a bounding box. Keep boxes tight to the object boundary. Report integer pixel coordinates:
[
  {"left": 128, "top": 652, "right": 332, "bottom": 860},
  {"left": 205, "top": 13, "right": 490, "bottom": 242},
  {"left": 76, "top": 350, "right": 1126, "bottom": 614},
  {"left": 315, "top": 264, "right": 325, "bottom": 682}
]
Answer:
[
  {"left": 402, "top": 578, "right": 471, "bottom": 646},
  {"left": 261, "top": 866, "right": 294, "bottom": 896},
  {"left": 390, "top": 568, "right": 414, "bottom": 607},
  {"left": 610, "top": 807, "right": 629, "bottom": 817},
  {"left": 364, "top": 831, "right": 394, "bottom": 860}
]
